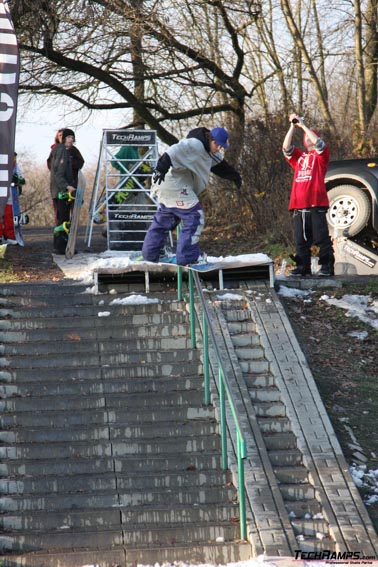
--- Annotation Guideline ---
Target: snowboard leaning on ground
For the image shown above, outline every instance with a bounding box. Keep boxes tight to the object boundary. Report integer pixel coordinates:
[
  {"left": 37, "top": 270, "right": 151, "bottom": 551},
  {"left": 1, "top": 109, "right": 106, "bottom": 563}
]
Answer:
[{"left": 65, "top": 171, "right": 86, "bottom": 260}]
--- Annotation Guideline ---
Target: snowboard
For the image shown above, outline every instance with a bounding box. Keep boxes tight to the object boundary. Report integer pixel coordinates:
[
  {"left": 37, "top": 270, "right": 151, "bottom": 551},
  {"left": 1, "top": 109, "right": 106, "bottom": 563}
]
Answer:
[
  {"left": 65, "top": 171, "right": 86, "bottom": 260},
  {"left": 160, "top": 255, "right": 237, "bottom": 272},
  {"left": 10, "top": 184, "right": 25, "bottom": 247},
  {"left": 158, "top": 253, "right": 275, "bottom": 285}
]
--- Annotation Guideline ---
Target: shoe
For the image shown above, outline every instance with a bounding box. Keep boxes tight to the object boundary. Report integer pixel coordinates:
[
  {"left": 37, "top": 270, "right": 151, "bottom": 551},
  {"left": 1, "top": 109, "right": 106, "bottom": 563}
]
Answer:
[
  {"left": 193, "top": 253, "right": 208, "bottom": 265},
  {"left": 289, "top": 266, "right": 311, "bottom": 277},
  {"left": 5, "top": 238, "right": 18, "bottom": 245},
  {"left": 317, "top": 265, "right": 334, "bottom": 277},
  {"left": 160, "top": 255, "right": 177, "bottom": 264}
]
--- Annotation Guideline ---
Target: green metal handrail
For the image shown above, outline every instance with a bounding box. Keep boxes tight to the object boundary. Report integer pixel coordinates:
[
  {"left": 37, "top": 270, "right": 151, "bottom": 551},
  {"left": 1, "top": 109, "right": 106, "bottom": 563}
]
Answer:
[{"left": 176, "top": 265, "right": 247, "bottom": 541}]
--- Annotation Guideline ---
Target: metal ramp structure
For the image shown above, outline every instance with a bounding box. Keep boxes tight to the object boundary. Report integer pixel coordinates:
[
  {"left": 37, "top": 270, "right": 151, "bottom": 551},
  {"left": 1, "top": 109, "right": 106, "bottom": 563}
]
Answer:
[
  {"left": 85, "top": 129, "right": 158, "bottom": 251},
  {"left": 334, "top": 233, "right": 378, "bottom": 275},
  {"left": 92, "top": 257, "right": 275, "bottom": 294}
]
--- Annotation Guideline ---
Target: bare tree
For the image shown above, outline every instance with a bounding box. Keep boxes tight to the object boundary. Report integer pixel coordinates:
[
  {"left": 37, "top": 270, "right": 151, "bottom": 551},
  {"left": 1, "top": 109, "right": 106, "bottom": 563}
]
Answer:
[{"left": 11, "top": 0, "right": 266, "bottom": 146}]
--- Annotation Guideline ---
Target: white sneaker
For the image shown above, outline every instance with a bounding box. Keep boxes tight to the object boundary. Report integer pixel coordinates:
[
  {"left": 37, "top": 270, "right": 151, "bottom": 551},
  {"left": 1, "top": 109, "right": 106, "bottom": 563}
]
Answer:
[
  {"left": 5, "top": 238, "right": 18, "bottom": 245},
  {"left": 194, "top": 253, "right": 207, "bottom": 265}
]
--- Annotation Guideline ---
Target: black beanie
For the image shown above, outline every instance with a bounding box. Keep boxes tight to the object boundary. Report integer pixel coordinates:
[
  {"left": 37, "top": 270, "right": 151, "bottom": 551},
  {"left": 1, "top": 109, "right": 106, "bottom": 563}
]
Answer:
[{"left": 62, "top": 128, "right": 75, "bottom": 142}]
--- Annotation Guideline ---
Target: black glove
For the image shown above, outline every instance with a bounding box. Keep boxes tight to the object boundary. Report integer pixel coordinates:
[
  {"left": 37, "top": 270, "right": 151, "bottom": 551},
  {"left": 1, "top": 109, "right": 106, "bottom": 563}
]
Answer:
[
  {"left": 153, "top": 152, "right": 172, "bottom": 185},
  {"left": 234, "top": 174, "right": 242, "bottom": 189}
]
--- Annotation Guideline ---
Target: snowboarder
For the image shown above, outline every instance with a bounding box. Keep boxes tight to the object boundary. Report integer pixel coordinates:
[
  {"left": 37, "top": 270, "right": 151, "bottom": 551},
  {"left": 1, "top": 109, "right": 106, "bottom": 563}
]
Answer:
[{"left": 142, "top": 126, "right": 241, "bottom": 265}]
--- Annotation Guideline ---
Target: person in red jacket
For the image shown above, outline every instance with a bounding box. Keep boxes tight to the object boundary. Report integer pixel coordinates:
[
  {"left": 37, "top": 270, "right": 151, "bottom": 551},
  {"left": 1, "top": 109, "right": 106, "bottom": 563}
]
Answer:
[{"left": 282, "top": 113, "right": 335, "bottom": 277}]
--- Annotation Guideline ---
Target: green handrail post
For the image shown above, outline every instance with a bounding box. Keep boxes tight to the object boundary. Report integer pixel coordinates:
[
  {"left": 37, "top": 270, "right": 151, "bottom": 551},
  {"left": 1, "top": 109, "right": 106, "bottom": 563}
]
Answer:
[
  {"left": 238, "top": 434, "right": 247, "bottom": 540},
  {"left": 177, "top": 266, "right": 183, "bottom": 301},
  {"left": 175, "top": 223, "right": 183, "bottom": 301},
  {"left": 219, "top": 368, "right": 228, "bottom": 470},
  {"left": 202, "top": 312, "right": 210, "bottom": 405},
  {"left": 188, "top": 270, "right": 196, "bottom": 348}
]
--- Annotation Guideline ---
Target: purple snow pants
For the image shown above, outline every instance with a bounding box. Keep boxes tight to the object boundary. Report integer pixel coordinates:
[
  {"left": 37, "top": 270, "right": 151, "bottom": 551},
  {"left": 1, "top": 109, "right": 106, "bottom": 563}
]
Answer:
[{"left": 142, "top": 203, "right": 205, "bottom": 265}]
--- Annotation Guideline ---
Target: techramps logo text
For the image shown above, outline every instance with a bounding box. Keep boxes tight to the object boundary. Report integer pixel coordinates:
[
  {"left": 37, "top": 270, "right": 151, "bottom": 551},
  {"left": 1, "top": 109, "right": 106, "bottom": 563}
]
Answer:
[{"left": 294, "top": 550, "right": 377, "bottom": 563}]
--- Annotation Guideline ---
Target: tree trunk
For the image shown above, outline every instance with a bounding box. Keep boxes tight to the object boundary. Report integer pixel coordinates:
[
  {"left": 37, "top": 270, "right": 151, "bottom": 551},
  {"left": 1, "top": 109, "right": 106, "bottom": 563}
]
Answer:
[
  {"left": 365, "top": 0, "right": 378, "bottom": 126},
  {"left": 280, "top": 0, "right": 336, "bottom": 134}
]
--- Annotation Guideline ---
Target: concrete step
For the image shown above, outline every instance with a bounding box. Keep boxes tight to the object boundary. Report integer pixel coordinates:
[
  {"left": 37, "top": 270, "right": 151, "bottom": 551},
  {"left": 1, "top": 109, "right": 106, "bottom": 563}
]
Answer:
[
  {"left": 262, "top": 432, "right": 297, "bottom": 451},
  {"left": 285, "top": 499, "right": 323, "bottom": 518},
  {"left": 0, "top": 469, "right": 231, "bottom": 496},
  {"left": 0, "top": 375, "right": 204, "bottom": 399},
  {"left": 249, "top": 387, "right": 282, "bottom": 402},
  {"left": 291, "top": 518, "right": 330, "bottom": 537},
  {"left": 0, "top": 321, "right": 190, "bottom": 343},
  {"left": 244, "top": 372, "right": 276, "bottom": 388},
  {"left": 253, "top": 401, "right": 287, "bottom": 418},
  {"left": 0, "top": 501, "right": 240, "bottom": 530},
  {"left": 0, "top": 522, "right": 241, "bottom": 552},
  {"left": 0, "top": 310, "right": 188, "bottom": 330},
  {"left": 0, "top": 300, "right": 187, "bottom": 320},
  {"left": 296, "top": 537, "right": 336, "bottom": 552},
  {"left": 0, "top": 283, "right": 89, "bottom": 296},
  {"left": 268, "top": 448, "right": 303, "bottom": 466},
  {"left": 1, "top": 335, "right": 193, "bottom": 356},
  {"left": 0, "top": 405, "right": 214, "bottom": 429},
  {"left": 222, "top": 309, "right": 253, "bottom": 323},
  {"left": 230, "top": 332, "right": 260, "bottom": 348},
  {"left": 227, "top": 320, "right": 257, "bottom": 334},
  {"left": 0, "top": 485, "right": 236, "bottom": 512},
  {"left": 0, "top": 390, "right": 206, "bottom": 413},
  {"left": 1, "top": 348, "right": 200, "bottom": 369},
  {"left": 0, "top": 452, "right": 223, "bottom": 477},
  {"left": 0, "top": 419, "right": 217, "bottom": 444},
  {"left": 234, "top": 345, "right": 265, "bottom": 360},
  {"left": 273, "top": 465, "right": 309, "bottom": 484},
  {"left": 0, "top": 541, "right": 252, "bottom": 567},
  {"left": 280, "top": 482, "right": 316, "bottom": 501},
  {"left": 240, "top": 359, "right": 270, "bottom": 373},
  {"left": 0, "top": 435, "right": 222, "bottom": 460},
  {"left": 0, "top": 361, "right": 203, "bottom": 382},
  {"left": 257, "top": 416, "right": 292, "bottom": 433}
]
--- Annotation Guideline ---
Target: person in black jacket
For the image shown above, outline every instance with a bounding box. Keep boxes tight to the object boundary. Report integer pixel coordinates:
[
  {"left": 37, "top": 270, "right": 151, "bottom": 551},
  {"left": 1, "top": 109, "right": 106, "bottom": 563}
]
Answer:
[{"left": 50, "top": 128, "right": 84, "bottom": 225}]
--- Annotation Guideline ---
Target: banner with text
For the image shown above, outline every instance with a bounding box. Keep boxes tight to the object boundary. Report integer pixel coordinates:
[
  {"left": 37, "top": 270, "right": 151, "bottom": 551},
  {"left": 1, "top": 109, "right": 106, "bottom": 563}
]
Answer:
[{"left": 0, "top": 0, "right": 19, "bottom": 218}]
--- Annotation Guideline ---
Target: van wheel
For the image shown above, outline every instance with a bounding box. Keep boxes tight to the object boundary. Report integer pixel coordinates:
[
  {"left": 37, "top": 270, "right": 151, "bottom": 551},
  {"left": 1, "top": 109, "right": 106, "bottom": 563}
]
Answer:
[{"left": 327, "top": 185, "right": 371, "bottom": 236}]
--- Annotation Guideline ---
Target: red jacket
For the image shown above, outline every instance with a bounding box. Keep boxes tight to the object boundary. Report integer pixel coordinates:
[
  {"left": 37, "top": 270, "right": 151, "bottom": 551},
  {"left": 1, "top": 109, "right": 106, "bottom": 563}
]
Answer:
[{"left": 285, "top": 145, "right": 330, "bottom": 210}]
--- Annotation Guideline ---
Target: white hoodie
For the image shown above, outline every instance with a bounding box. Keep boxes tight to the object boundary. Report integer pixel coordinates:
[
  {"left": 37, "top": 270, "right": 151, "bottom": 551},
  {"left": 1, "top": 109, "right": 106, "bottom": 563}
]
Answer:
[{"left": 151, "top": 138, "right": 223, "bottom": 209}]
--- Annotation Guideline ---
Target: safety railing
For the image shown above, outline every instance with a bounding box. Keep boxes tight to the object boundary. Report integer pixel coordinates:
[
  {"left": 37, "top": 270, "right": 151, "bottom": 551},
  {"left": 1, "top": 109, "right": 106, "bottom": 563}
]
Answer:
[{"left": 176, "top": 267, "right": 247, "bottom": 541}]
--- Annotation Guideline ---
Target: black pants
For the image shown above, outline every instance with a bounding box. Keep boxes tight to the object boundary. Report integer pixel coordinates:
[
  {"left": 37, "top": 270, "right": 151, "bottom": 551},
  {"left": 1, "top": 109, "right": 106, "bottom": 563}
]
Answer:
[
  {"left": 57, "top": 196, "right": 74, "bottom": 225},
  {"left": 293, "top": 208, "right": 334, "bottom": 270}
]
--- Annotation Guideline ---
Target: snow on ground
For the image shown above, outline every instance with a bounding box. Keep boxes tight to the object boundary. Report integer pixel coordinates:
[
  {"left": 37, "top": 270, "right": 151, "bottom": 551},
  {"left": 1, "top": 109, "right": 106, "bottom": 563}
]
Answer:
[
  {"left": 277, "top": 285, "right": 378, "bottom": 331},
  {"left": 109, "top": 294, "right": 160, "bottom": 305},
  {"left": 277, "top": 284, "right": 378, "bottom": 506},
  {"left": 320, "top": 294, "right": 378, "bottom": 330}
]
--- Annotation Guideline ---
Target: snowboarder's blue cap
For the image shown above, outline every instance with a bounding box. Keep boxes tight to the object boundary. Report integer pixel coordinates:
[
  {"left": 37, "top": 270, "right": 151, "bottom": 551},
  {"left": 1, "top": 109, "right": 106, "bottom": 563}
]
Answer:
[{"left": 210, "top": 127, "right": 230, "bottom": 149}]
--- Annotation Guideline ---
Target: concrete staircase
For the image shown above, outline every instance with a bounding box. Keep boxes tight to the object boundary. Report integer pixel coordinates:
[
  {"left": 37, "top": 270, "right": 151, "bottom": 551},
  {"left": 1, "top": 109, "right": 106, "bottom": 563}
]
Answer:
[
  {"left": 206, "top": 286, "right": 377, "bottom": 556},
  {"left": 0, "top": 282, "right": 252, "bottom": 566},
  {"left": 221, "top": 301, "right": 334, "bottom": 551}
]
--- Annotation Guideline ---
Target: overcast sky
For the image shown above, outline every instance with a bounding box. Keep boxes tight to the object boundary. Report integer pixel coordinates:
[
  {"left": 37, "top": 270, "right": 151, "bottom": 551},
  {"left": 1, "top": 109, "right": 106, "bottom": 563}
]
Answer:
[{"left": 14, "top": 99, "right": 136, "bottom": 167}]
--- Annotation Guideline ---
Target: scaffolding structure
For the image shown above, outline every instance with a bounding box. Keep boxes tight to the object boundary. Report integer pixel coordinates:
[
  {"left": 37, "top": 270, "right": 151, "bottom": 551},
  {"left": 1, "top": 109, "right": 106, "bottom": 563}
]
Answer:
[{"left": 85, "top": 129, "right": 158, "bottom": 251}]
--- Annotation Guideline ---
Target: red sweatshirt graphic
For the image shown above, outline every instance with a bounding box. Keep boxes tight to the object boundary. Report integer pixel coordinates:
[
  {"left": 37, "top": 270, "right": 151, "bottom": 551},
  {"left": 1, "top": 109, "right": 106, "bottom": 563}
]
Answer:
[{"left": 286, "top": 146, "right": 330, "bottom": 210}]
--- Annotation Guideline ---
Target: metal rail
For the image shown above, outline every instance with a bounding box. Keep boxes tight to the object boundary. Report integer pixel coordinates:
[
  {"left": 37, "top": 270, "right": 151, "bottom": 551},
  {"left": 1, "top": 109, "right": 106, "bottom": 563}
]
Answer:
[{"left": 178, "top": 267, "right": 247, "bottom": 540}]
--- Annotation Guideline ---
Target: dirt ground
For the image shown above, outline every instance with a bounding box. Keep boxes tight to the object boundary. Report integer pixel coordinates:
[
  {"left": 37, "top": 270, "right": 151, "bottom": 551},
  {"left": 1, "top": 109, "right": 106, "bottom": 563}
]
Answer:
[{"left": 1, "top": 224, "right": 377, "bottom": 534}]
